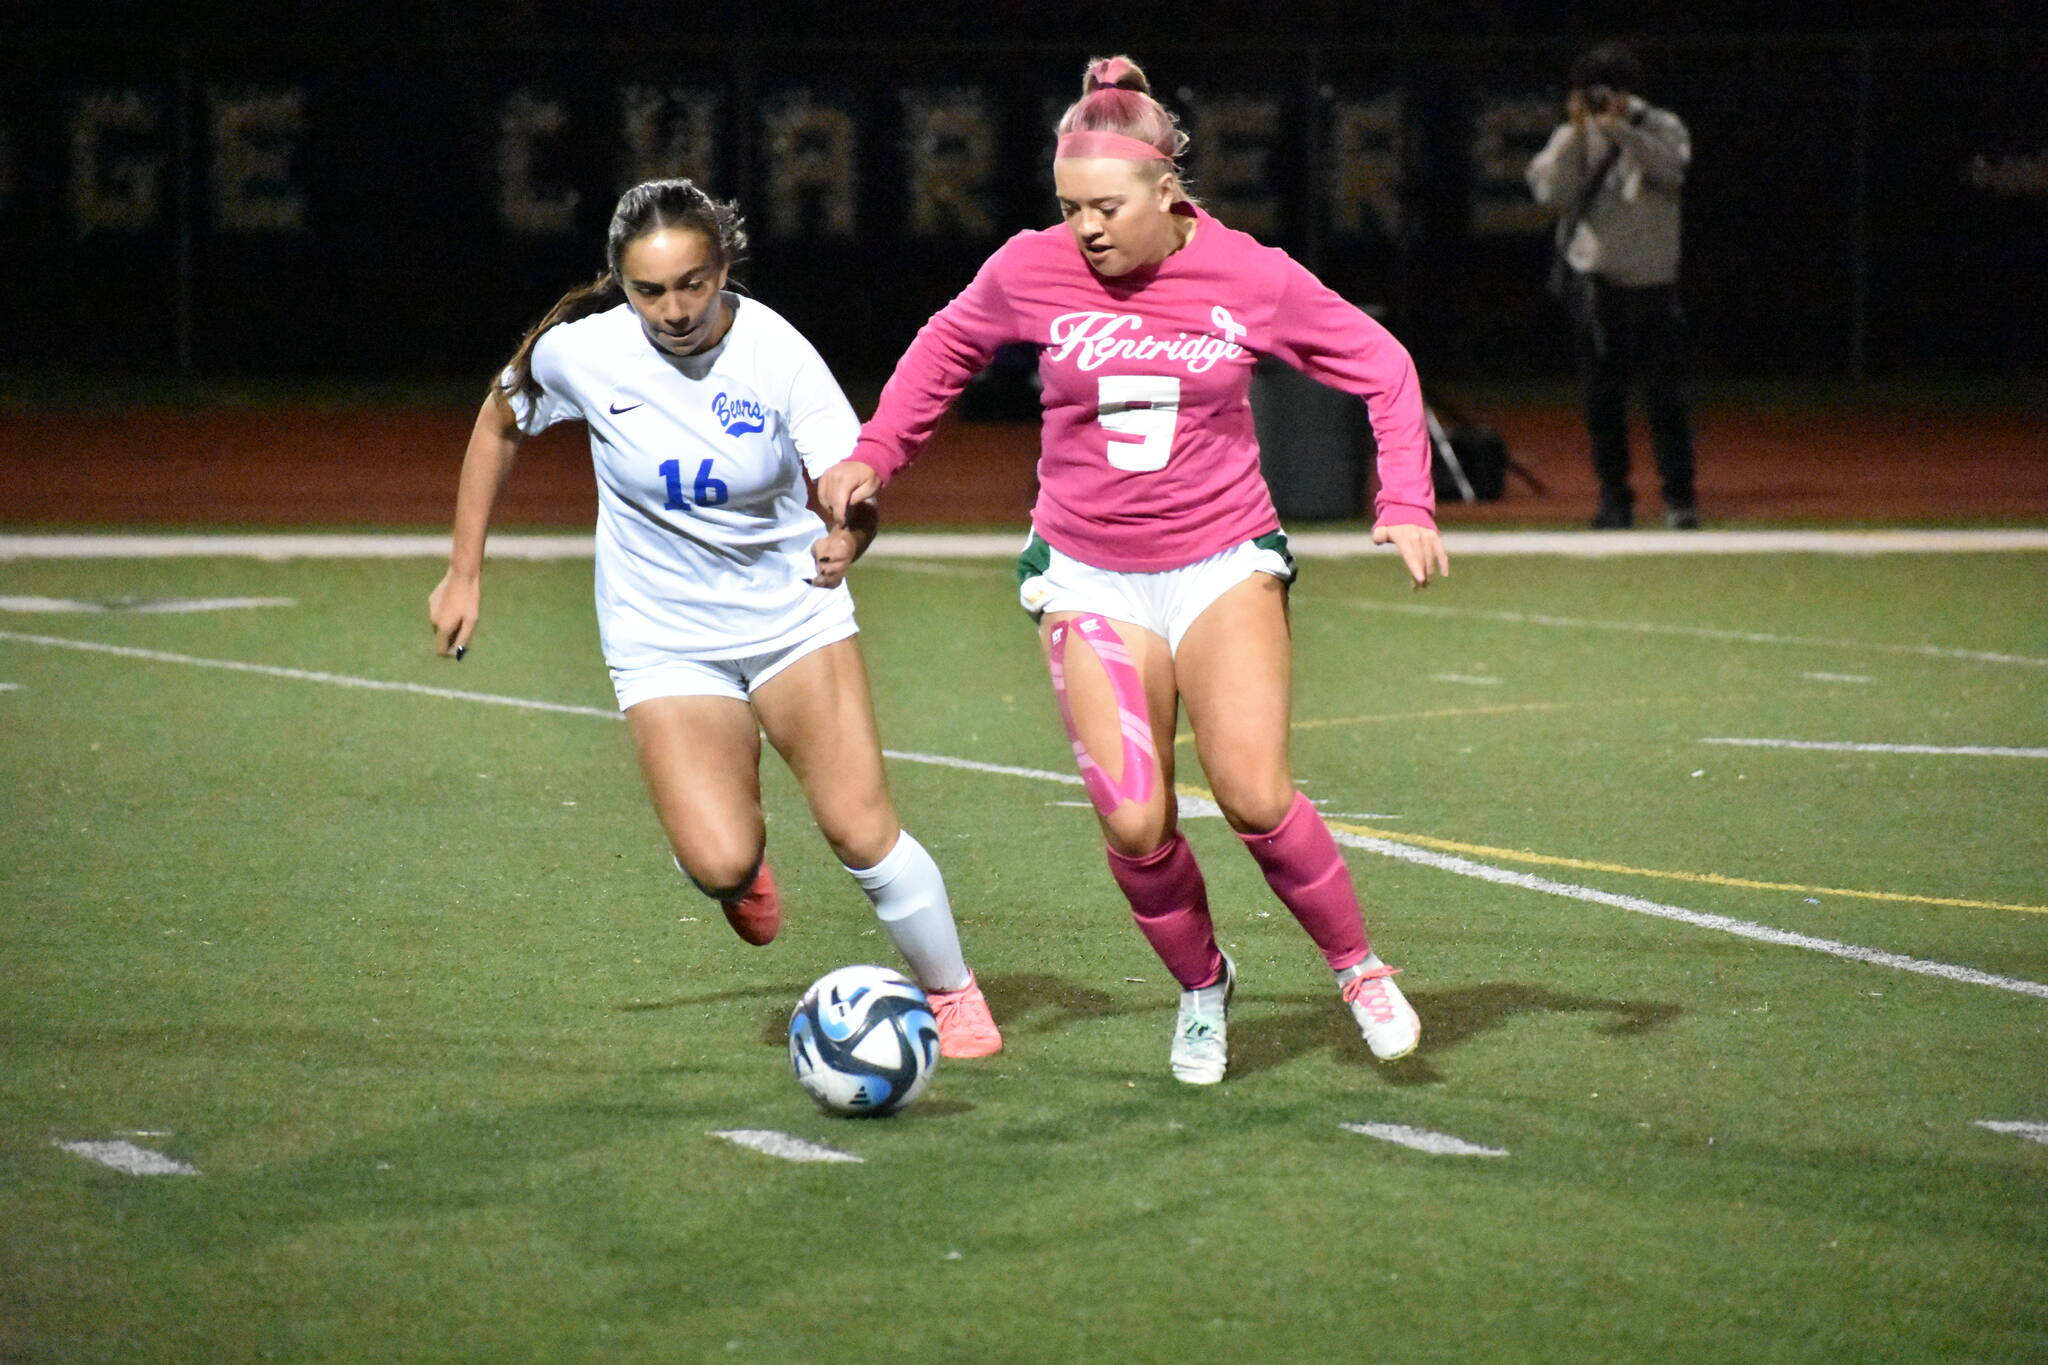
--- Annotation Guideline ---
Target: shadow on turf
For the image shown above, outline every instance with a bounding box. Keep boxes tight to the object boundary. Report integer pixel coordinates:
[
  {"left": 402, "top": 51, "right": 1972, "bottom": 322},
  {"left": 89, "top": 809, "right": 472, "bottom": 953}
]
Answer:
[{"left": 1230, "top": 981, "right": 1682, "bottom": 1086}]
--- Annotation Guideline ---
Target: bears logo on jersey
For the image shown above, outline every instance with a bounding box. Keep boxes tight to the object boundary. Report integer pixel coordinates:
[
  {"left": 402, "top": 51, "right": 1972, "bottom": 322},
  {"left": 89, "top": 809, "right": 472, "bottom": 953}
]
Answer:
[{"left": 712, "top": 391, "right": 767, "bottom": 436}]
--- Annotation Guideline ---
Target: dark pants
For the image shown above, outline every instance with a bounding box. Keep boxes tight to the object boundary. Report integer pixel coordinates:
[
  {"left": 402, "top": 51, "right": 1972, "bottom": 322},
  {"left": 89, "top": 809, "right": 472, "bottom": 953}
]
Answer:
[{"left": 1573, "top": 278, "right": 1696, "bottom": 514}]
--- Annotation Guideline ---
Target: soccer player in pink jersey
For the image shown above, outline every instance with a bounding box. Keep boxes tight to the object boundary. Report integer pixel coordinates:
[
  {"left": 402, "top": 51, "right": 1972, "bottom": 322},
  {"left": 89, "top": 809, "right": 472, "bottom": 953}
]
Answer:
[{"left": 819, "top": 57, "right": 1447, "bottom": 1083}]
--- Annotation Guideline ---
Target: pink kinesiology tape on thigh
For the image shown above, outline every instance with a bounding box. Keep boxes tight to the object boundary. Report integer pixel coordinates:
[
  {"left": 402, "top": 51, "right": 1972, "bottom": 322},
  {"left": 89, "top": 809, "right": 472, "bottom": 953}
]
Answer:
[{"left": 1047, "top": 614, "right": 1156, "bottom": 815}]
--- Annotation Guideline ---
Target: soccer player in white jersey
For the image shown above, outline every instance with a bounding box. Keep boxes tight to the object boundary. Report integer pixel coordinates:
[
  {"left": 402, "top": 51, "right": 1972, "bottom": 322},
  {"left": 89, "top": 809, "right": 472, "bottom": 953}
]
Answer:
[{"left": 427, "top": 179, "right": 1001, "bottom": 1057}]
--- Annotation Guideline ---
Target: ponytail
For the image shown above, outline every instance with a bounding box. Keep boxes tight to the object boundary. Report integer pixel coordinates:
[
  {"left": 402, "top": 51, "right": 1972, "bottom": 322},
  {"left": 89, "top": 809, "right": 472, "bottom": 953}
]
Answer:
[{"left": 496, "top": 271, "right": 621, "bottom": 403}]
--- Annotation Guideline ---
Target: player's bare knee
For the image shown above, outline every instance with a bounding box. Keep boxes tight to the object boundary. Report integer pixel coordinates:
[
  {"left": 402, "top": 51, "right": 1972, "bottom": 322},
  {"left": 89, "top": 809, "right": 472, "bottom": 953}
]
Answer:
[
  {"left": 825, "top": 827, "right": 898, "bottom": 873},
  {"left": 1102, "top": 808, "right": 1175, "bottom": 859},
  {"left": 675, "top": 848, "right": 763, "bottom": 901},
  {"left": 1215, "top": 782, "right": 1296, "bottom": 835}
]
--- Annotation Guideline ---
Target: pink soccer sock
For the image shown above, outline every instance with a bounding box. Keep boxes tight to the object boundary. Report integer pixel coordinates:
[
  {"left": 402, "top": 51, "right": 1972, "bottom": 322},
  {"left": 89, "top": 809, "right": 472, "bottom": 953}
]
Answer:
[
  {"left": 1239, "top": 791, "right": 1371, "bottom": 973},
  {"left": 1105, "top": 834, "right": 1226, "bottom": 990}
]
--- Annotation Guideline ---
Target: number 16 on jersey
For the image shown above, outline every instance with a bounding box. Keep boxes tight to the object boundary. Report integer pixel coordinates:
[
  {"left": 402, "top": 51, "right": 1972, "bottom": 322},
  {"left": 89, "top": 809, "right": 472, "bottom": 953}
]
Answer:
[{"left": 659, "top": 458, "right": 730, "bottom": 509}]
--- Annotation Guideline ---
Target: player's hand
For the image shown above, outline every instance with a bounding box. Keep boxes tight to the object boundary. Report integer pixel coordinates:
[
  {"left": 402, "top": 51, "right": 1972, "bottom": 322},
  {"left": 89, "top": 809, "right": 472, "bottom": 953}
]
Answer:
[
  {"left": 1372, "top": 523, "right": 1450, "bottom": 589},
  {"left": 1566, "top": 89, "right": 1590, "bottom": 131},
  {"left": 428, "top": 569, "right": 481, "bottom": 659},
  {"left": 816, "top": 459, "right": 882, "bottom": 531},
  {"left": 808, "top": 528, "right": 860, "bottom": 589}
]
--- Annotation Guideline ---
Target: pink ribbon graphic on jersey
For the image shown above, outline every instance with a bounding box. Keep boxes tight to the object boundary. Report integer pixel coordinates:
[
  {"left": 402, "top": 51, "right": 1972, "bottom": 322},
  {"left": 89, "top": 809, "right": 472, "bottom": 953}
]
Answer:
[
  {"left": 1210, "top": 305, "right": 1247, "bottom": 347},
  {"left": 1047, "top": 614, "right": 1157, "bottom": 815}
]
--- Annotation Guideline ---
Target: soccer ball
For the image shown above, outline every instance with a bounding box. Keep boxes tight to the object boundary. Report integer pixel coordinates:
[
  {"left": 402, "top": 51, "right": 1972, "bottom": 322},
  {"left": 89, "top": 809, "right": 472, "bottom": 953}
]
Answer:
[{"left": 788, "top": 965, "right": 940, "bottom": 1117}]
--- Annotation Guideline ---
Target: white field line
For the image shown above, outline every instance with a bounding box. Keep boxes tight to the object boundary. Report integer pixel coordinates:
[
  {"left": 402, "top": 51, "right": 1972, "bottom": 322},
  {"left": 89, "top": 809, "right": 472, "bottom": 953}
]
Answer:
[
  {"left": 1703, "top": 738, "right": 2048, "bottom": 759},
  {"left": 1330, "top": 828, "right": 2048, "bottom": 1001},
  {"left": 6, "top": 630, "right": 2043, "bottom": 1002},
  {"left": 1802, "top": 672, "right": 1874, "bottom": 684},
  {"left": 56, "top": 1140, "right": 199, "bottom": 1176},
  {"left": 0, "top": 596, "right": 296, "bottom": 614},
  {"left": 4, "top": 529, "right": 2048, "bottom": 561},
  {"left": 881, "top": 748, "right": 1082, "bottom": 787},
  {"left": 711, "top": 1130, "right": 863, "bottom": 1163},
  {"left": 1974, "top": 1120, "right": 2048, "bottom": 1146},
  {"left": 1354, "top": 600, "right": 2048, "bottom": 669},
  {"left": 1340, "top": 1122, "right": 1509, "bottom": 1157},
  {"left": 0, "top": 631, "right": 621, "bottom": 719}
]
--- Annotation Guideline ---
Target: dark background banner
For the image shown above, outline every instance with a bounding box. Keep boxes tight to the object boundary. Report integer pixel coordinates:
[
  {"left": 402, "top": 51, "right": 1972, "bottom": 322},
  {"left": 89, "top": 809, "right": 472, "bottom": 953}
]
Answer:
[{"left": 5, "top": 32, "right": 2041, "bottom": 385}]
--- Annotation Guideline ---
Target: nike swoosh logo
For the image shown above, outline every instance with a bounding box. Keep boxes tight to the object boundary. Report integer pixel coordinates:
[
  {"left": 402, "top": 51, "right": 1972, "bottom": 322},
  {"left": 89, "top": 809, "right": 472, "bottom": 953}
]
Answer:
[{"left": 609, "top": 401, "right": 644, "bottom": 415}]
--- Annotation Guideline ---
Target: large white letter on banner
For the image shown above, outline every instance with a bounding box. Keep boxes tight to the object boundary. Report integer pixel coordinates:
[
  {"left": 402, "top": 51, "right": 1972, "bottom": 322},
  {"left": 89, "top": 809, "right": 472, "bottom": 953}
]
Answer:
[
  {"left": 903, "top": 89, "right": 995, "bottom": 236},
  {"left": 71, "top": 90, "right": 165, "bottom": 234},
  {"left": 1470, "top": 94, "right": 1556, "bottom": 235},
  {"left": 210, "top": 88, "right": 307, "bottom": 232},
  {"left": 762, "top": 93, "right": 856, "bottom": 239},
  {"left": 499, "top": 90, "right": 578, "bottom": 236},
  {"left": 1328, "top": 94, "right": 1406, "bottom": 240},
  {"left": 620, "top": 87, "right": 720, "bottom": 188},
  {"left": 1192, "top": 97, "right": 1280, "bottom": 238}
]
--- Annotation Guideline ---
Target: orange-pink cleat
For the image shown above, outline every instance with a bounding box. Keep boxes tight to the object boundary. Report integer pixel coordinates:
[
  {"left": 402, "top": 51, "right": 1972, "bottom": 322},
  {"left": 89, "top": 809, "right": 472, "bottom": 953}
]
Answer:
[
  {"left": 927, "top": 972, "right": 1004, "bottom": 1058},
  {"left": 720, "top": 863, "right": 782, "bottom": 946}
]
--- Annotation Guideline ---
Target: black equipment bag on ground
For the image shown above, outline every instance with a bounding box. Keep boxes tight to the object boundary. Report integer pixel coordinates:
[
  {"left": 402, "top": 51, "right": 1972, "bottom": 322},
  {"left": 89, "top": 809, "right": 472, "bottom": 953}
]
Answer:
[{"left": 1432, "top": 422, "right": 1510, "bottom": 502}]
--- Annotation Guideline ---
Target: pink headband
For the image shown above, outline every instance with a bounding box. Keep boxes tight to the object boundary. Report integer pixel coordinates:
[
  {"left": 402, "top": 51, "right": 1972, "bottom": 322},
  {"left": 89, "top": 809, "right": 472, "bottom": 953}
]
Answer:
[{"left": 1054, "top": 130, "right": 1171, "bottom": 162}]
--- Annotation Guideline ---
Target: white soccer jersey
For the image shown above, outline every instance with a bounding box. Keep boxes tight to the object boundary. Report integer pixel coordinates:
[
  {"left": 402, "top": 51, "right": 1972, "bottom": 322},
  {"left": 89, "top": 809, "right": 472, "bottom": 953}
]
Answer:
[{"left": 510, "top": 295, "right": 858, "bottom": 667}]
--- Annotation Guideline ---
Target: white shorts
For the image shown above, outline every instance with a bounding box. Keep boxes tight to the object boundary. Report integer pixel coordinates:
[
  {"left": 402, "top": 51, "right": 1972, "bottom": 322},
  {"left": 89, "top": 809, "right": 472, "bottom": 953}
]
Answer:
[
  {"left": 1016, "top": 531, "right": 1297, "bottom": 654},
  {"left": 610, "top": 618, "right": 861, "bottom": 710}
]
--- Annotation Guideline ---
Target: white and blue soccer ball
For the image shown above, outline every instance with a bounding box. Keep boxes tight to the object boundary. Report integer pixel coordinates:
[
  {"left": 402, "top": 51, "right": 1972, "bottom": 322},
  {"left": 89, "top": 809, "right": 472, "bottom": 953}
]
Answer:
[{"left": 788, "top": 965, "right": 940, "bottom": 1117}]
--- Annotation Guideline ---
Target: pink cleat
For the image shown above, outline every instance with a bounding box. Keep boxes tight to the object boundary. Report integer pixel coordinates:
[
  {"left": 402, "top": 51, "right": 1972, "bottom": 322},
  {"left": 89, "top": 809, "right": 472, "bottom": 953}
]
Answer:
[
  {"left": 927, "top": 973, "right": 1004, "bottom": 1058},
  {"left": 720, "top": 863, "right": 782, "bottom": 946},
  {"left": 1339, "top": 960, "right": 1420, "bottom": 1061}
]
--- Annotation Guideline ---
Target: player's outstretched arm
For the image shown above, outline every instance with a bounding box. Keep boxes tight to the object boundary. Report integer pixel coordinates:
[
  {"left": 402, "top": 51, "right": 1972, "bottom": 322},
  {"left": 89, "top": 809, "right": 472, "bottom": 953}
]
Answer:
[
  {"left": 815, "top": 458, "right": 882, "bottom": 532},
  {"left": 1371, "top": 522, "right": 1450, "bottom": 589},
  {"left": 428, "top": 389, "right": 525, "bottom": 659}
]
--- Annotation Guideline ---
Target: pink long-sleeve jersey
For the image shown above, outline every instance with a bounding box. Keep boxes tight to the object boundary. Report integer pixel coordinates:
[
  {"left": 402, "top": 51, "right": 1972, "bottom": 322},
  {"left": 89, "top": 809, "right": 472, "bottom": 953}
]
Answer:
[{"left": 853, "top": 203, "right": 1436, "bottom": 573}]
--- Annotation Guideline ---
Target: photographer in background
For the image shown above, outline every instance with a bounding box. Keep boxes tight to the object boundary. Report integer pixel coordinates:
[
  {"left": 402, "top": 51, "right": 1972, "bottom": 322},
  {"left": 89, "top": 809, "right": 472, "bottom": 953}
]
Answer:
[{"left": 1527, "top": 42, "right": 1699, "bottom": 530}]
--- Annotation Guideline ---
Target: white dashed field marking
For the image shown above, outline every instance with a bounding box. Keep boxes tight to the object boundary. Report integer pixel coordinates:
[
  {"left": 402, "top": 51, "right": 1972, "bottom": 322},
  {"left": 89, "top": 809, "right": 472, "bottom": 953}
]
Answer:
[
  {"left": 1430, "top": 673, "right": 1503, "bottom": 686},
  {"left": 1702, "top": 738, "right": 2048, "bottom": 759},
  {"left": 712, "top": 1130, "right": 863, "bottom": 1163},
  {"left": 1341, "top": 1123, "right": 1509, "bottom": 1157},
  {"left": 1354, "top": 600, "right": 2048, "bottom": 669},
  {"left": 56, "top": 1140, "right": 199, "bottom": 1176},
  {"left": 6, "top": 631, "right": 2043, "bottom": 1002},
  {"left": 1803, "top": 672, "right": 1875, "bottom": 684},
  {"left": 0, "top": 595, "right": 295, "bottom": 614},
  {"left": 0, "top": 682, "right": 19, "bottom": 692},
  {"left": 1974, "top": 1120, "right": 2048, "bottom": 1147}
]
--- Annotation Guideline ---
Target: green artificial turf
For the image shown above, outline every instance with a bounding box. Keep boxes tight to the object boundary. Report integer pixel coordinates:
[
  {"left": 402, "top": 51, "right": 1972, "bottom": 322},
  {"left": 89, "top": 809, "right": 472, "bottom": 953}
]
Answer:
[{"left": 2, "top": 546, "right": 2044, "bottom": 1362}]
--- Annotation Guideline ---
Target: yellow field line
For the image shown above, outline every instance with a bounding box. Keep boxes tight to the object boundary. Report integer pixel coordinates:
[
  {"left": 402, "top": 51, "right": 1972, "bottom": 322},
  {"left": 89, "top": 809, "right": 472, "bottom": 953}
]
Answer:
[
  {"left": 1172, "top": 700, "right": 1570, "bottom": 747},
  {"left": 1322, "top": 819, "right": 2048, "bottom": 916},
  {"left": 1169, "top": 780, "right": 2047, "bottom": 916},
  {"left": 1292, "top": 701, "right": 1574, "bottom": 731}
]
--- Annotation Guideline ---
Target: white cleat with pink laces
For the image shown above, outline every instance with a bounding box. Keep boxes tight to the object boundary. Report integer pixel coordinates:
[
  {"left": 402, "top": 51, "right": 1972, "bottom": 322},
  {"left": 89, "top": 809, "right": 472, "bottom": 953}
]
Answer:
[{"left": 1338, "top": 957, "right": 1420, "bottom": 1061}]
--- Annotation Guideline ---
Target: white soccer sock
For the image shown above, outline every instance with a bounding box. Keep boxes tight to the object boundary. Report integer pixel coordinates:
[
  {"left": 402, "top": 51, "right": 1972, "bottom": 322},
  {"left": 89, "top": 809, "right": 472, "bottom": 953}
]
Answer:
[
  {"left": 844, "top": 830, "right": 971, "bottom": 993},
  {"left": 1337, "top": 951, "right": 1389, "bottom": 983}
]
